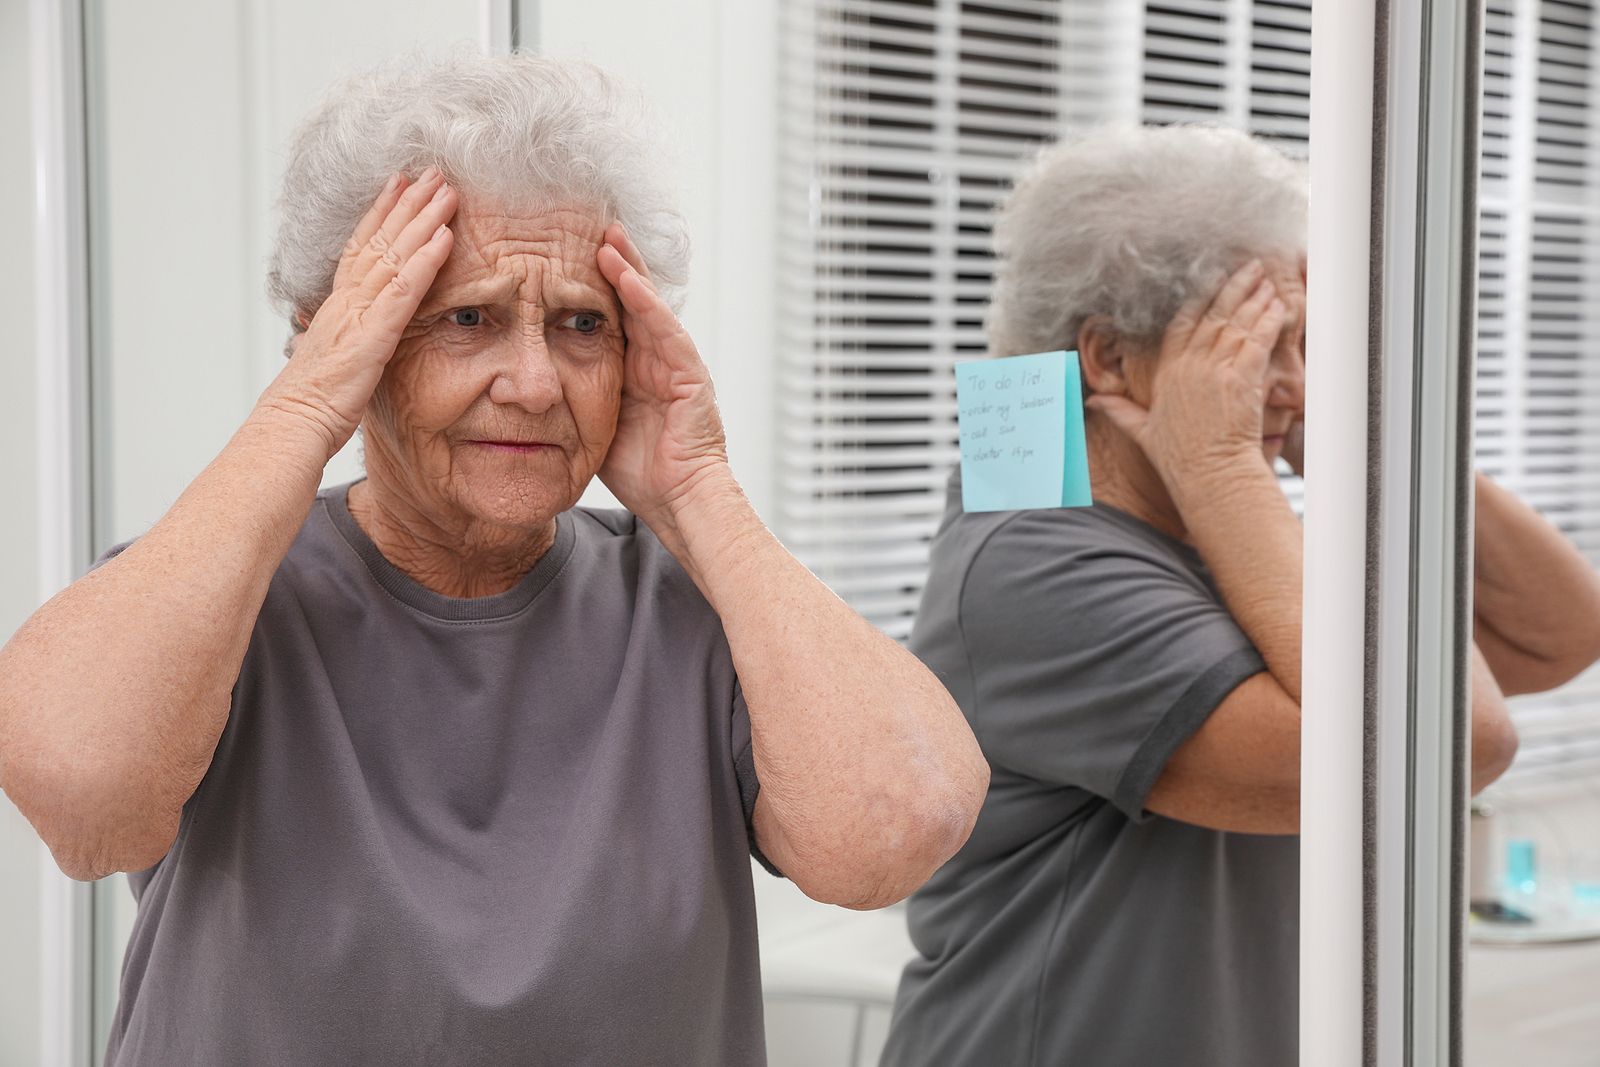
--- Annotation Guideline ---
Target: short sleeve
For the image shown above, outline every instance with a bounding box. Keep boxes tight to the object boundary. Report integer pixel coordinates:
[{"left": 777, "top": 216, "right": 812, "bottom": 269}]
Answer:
[
  {"left": 960, "top": 509, "right": 1265, "bottom": 820},
  {"left": 91, "top": 540, "right": 135, "bottom": 570},
  {"left": 731, "top": 679, "right": 783, "bottom": 877}
]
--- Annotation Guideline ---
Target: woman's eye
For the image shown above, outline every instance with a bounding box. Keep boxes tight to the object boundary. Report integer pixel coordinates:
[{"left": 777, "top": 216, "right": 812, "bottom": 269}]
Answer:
[
  {"left": 450, "top": 308, "right": 483, "bottom": 327},
  {"left": 562, "top": 312, "right": 603, "bottom": 335}
]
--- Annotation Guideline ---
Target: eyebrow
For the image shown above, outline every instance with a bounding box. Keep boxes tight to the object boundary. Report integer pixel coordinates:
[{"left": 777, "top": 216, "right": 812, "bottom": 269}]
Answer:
[
  {"left": 416, "top": 278, "right": 519, "bottom": 317},
  {"left": 416, "top": 276, "right": 619, "bottom": 317},
  {"left": 547, "top": 278, "right": 618, "bottom": 312}
]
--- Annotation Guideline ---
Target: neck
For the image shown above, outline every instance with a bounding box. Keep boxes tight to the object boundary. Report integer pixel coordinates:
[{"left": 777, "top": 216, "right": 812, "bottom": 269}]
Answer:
[
  {"left": 1085, "top": 411, "right": 1187, "bottom": 542},
  {"left": 346, "top": 473, "right": 557, "bottom": 599}
]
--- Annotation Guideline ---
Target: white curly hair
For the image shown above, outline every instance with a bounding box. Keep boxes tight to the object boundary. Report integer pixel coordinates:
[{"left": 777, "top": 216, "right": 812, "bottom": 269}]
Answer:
[
  {"left": 266, "top": 48, "right": 690, "bottom": 328},
  {"left": 987, "top": 123, "right": 1307, "bottom": 359}
]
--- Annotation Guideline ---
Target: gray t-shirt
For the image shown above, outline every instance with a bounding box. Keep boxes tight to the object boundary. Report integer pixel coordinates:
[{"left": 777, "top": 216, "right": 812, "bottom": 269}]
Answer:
[
  {"left": 104, "top": 482, "right": 773, "bottom": 1066},
  {"left": 880, "top": 472, "right": 1298, "bottom": 1067}
]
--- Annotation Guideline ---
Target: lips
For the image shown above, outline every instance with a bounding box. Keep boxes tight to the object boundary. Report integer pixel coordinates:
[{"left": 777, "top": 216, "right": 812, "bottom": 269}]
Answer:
[{"left": 466, "top": 440, "right": 555, "bottom": 454}]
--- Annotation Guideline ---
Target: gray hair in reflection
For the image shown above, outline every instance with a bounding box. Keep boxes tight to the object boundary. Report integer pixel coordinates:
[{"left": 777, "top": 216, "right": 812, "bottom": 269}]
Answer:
[
  {"left": 987, "top": 124, "right": 1307, "bottom": 359},
  {"left": 267, "top": 49, "right": 691, "bottom": 327}
]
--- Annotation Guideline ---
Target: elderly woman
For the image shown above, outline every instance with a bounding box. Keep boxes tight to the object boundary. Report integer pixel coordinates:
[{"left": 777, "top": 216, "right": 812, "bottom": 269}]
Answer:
[
  {"left": 0, "top": 54, "right": 988, "bottom": 1065},
  {"left": 881, "top": 124, "right": 1600, "bottom": 1066}
]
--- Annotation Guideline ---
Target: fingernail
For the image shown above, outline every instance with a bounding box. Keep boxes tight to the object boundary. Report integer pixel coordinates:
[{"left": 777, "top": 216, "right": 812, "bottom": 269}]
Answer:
[
  {"left": 419, "top": 166, "right": 440, "bottom": 183},
  {"left": 432, "top": 224, "right": 449, "bottom": 242},
  {"left": 431, "top": 184, "right": 450, "bottom": 204},
  {"left": 383, "top": 174, "right": 400, "bottom": 194}
]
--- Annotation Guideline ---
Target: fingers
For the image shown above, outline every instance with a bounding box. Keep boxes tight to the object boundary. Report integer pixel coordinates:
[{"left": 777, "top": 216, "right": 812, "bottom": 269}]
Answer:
[
  {"left": 1187, "top": 259, "right": 1268, "bottom": 354},
  {"left": 344, "top": 168, "right": 450, "bottom": 291},
  {"left": 603, "top": 223, "right": 655, "bottom": 286},
  {"left": 1209, "top": 259, "right": 1267, "bottom": 321},
  {"left": 1230, "top": 277, "right": 1281, "bottom": 350},
  {"left": 1241, "top": 296, "right": 1289, "bottom": 370},
  {"left": 366, "top": 223, "right": 455, "bottom": 333},
  {"left": 1192, "top": 276, "right": 1281, "bottom": 375},
  {"left": 357, "top": 180, "right": 459, "bottom": 300},
  {"left": 598, "top": 243, "right": 684, "bottom": 344},
  {"left": 335, "top": 174, "right": 408, "bottom": 287}
]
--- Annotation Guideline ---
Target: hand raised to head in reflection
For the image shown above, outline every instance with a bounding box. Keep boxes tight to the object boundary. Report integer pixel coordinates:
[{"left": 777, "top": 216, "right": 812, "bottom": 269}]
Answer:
[{"left": 1087, "top": 259, "right": 1289, "bottom": 492}]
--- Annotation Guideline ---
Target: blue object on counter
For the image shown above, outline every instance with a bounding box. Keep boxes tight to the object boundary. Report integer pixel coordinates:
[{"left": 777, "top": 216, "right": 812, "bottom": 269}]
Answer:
[
  {"left": 1572, "top": 882, "right": 1600, "bottom": 906},
  {"left": 1506, "top": 838, "right": 1537, "bottom": 896}
]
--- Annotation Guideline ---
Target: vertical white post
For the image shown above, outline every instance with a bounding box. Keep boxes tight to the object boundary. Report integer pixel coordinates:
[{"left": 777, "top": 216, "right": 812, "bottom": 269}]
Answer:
[
  {"left": 480, "top": 0, "right": 514, "bottom": 54},
  {"left": 31, "top": 0, "right": 95, "bottom": 1062},
  {"left": 1302, "top": 0, "right": 1375, "bottom": 1063}
]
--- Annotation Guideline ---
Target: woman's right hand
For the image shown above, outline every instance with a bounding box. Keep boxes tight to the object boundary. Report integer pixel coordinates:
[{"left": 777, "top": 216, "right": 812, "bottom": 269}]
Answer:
[
  {"left": 256, "top": 169, "right": 458, "bottom": 462},
  {"left": 1087, "top": 259, "right": 1287, "bottom": 496}
]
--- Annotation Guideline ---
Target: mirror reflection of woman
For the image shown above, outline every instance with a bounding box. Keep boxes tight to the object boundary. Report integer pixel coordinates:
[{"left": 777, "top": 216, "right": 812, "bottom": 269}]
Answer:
[
  {"left": 881, "top": 124, "right": 1600, "bottom": 1067},
  {"left": 0, "top": 53, "right": 989, "bottom": 1066}
]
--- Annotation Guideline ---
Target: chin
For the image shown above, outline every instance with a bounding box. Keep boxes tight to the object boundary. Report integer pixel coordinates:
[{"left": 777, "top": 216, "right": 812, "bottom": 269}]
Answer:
[{"left": 454, "top": 472, "right": 577, "bottom": 531}]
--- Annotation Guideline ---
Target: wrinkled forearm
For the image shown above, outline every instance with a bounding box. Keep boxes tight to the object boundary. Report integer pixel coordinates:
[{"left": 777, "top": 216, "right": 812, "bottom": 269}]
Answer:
[
  {"left": 0, "top": 407, "right": 327, "bottom": 879},
  {"left": 1473, "top": 472, "right": 1600, "bottom": 694},
  {"left": 661, "top": 468, "right": 988, "bottom": 909},
  {"left": 1170, "top": 456, "right": 1304, "bottom": 703}
]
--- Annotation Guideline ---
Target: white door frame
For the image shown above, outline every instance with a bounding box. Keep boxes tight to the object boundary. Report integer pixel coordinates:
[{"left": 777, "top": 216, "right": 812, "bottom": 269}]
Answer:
[
  {"left": 1302, "top": 0, "right": 1378, "bottom": 1060},
  {"left": 31, "top": 0, "right": 96, "bottom": 1061},
  {"left": 1304, "top": 0, "right": 1482, "bottom": 1063},
  {"left": 1371, "top": 0, "right": 1483, "bottom": 1061}
]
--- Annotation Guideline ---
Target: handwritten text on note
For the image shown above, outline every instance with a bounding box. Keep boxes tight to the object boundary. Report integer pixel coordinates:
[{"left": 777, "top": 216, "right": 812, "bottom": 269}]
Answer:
[{"left": 956, "top": 350, "right": 1092, "bottom": 512}]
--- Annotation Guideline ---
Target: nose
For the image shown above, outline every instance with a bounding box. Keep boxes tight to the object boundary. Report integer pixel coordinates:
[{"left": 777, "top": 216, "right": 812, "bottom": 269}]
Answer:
[{"left": 488, "top": 326, "right": 562, "bottom": 414}]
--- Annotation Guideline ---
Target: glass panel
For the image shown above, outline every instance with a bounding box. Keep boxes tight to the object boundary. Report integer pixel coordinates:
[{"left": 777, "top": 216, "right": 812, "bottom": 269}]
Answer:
[{"left": 1465, "top": 1, "right": 1600, "bottom": 1062}]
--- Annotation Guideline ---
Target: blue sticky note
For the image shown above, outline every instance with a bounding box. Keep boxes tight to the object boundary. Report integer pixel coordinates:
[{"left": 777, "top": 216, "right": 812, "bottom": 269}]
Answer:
[{"left": 956, "top": 350, "right": 1092, "bottom": 512}]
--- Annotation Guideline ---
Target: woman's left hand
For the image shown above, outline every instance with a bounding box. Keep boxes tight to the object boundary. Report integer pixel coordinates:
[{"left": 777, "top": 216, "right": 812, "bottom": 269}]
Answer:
[{"left": 595, "top": 224, "right": 736, "bottom": 544}]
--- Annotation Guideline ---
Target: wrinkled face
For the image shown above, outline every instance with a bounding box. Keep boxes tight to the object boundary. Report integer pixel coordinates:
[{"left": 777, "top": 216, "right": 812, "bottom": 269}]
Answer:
[{"left": 363, "top": 199, "right": 625, "bottom": 531}]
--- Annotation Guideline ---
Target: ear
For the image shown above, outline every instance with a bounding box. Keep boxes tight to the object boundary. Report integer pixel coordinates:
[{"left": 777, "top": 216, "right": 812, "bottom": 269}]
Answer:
[{"left": 1076, "top": 315, "right": 1132, "bottom": 398}]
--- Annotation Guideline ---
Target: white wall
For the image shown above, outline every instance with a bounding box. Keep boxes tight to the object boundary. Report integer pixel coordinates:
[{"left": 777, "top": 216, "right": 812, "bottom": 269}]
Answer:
[
  {"left": 94, "top": 0, "right": 483, "bottom": 545},
  {"left": 1, "top": 1, "right": 45, "bottom": 1062}
]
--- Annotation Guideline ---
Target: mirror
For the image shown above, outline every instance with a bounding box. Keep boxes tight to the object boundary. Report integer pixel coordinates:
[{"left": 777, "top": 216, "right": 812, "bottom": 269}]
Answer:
[
  {"left": 68, "top": 2, "right": 1324, "bottom": 1064},
  {"left": 40, "top": 1, "right": 1600, "bottom": 1065},
  {"left": 1464, "top": 2, "right": 1600, "bottom": 1064}
]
